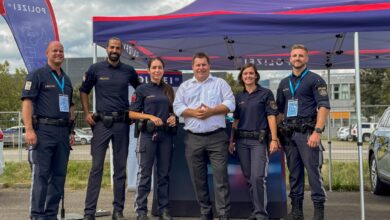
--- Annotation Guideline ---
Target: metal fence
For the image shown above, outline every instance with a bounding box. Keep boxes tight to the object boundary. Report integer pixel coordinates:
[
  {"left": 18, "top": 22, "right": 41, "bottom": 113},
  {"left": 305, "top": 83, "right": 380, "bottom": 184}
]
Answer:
[{"left": 1, "top": 105, "right": 388, "bottom": 162}]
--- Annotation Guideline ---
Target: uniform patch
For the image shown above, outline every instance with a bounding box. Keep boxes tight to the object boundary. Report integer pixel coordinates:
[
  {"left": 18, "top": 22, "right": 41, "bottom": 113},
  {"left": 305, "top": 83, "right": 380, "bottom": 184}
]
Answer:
[
  {"left": 24, "top": 81, "right": 32, "bottom": 90},
  {"left": 270, "top": 100, "right": 278, "bottom": 110},
  {"left": 318, "top": 86, "right": 328, "bottom": 96},
  {"left": 131, "top": 94, "right": 136, "bottom": 102}
]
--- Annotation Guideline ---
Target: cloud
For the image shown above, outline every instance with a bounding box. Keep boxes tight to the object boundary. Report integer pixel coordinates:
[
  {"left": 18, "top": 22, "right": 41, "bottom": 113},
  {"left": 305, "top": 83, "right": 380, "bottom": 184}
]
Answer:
[{"left": 0, "top": 0, "right": 194, "bottom": 71}]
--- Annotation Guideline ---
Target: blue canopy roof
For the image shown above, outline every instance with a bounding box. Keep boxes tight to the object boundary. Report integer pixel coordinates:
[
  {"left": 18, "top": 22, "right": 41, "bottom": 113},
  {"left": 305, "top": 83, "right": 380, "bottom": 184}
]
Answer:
[{"left": 93, "top": 0, "right": 390, "bottom": 70}]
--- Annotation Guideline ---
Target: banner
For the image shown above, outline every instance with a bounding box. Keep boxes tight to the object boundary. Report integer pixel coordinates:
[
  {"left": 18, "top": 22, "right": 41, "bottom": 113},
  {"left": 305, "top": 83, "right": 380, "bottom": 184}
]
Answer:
[{"left": 0, "top": 0, "right": 59, "bottom": 73}]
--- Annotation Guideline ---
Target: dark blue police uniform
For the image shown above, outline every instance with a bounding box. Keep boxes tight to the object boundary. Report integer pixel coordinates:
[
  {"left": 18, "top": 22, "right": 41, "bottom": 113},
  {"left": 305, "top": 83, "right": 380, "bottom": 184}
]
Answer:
[
  {"left": 79, "top": 60, "right": 139, "bottom": 216},
  {"left": 131, "top": 82, "right": 174, "bottom": 216},
  {"left": 276, "top": 69, "right": 330, "bottom": 207},
  {"left": 233, "top": 85, "right": 278, "bottom": 219},
  {"left": 22, "top": 64, "right": 73, "bottom": 220}
]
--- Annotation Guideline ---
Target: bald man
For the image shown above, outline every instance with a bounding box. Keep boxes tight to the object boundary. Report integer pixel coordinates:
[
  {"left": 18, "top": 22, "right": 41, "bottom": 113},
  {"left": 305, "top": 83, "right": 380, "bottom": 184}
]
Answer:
[{"left": 22, "top": 41, "right": 76, "bottom": 220}]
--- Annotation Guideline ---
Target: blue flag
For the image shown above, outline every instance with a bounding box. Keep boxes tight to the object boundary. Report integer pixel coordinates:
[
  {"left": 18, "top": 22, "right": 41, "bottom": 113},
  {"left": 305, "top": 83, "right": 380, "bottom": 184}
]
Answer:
[{"left": 1, "top": 0, "right": 59, "bottom": 73}]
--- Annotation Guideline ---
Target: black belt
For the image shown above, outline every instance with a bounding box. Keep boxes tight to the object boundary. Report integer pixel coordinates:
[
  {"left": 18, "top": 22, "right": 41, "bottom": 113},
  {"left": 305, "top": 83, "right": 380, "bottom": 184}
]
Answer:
[
  {"left": 284, "top": 117, "right": 316, "bottom": 125},
  {"left": 37, "top": 118, "right": 69, "bottom": 127},
  {"left": 237, "top": 130, "right": 266, "bottom": 139},
  {"left": 96, "top": 111, "right": 128, "bottom": 122},
  {"left": 188, "top": 128, "right": 224, "bottom": 136}
]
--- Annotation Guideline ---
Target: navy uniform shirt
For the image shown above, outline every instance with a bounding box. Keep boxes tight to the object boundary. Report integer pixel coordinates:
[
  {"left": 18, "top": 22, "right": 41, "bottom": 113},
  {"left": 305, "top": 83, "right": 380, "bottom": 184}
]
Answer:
[
  {"left": 276, "top": 69, "right": 330, "bottom": 119},
  {"left": 233, "top": 85, "right": 278, "bottom": 131},
  {"left": 79, "top": 60, "right": 140, "bottom": 112},
  {"left": 130, "top": 82, "right": 172, "bottom": 122},
  {"left": 21, "top": 64, "right": 73, "bottom": 121}
]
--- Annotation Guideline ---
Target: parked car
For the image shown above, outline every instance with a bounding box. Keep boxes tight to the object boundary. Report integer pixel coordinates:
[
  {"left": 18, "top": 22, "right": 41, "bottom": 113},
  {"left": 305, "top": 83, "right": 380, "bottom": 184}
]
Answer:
[
  {"left": 368, "top": 106, "right": 390, "bottom": 195},
  {"left": 336, "top": 127, "right": 351, "bottom": 141},
  {"left": 349, "top": 122, "right": 377, "bottom": 142},
  {"left": 3, "top": 126, "right": 26, "bottom": 147},
  {"left": 74, "top": 128, "right": 93, "bottom": 145},
  {"left": 0, "top": 128, "right": 4, "bottom": 175},
  {"left": 81, "top": 127, "right": 92, "bottom": 134}
]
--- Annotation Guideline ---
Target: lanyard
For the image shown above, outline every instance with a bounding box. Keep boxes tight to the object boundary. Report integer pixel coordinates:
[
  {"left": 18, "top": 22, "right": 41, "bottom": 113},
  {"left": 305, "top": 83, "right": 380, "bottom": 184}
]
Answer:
[
  {"left": 51, "top": 71, "right": 65, "bottom": 94},
  {"left": 288, "top": 69, "right": 309, "bottom": 98}
]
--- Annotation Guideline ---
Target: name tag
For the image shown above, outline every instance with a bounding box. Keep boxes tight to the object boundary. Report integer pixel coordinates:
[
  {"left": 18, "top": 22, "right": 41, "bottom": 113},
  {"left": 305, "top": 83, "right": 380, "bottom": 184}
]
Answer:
[
  {"left": 59, "top": 95, "right": 69, "bottom": 112},
  {"left": 287, "top": 99, "right": 298, "bottom": 117}
]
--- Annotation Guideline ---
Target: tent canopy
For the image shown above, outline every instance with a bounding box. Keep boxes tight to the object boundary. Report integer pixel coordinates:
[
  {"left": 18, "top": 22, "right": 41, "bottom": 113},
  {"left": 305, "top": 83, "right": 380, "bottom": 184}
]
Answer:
[{"left": 93, "top": 0, "right": 390, "bottom": 70}]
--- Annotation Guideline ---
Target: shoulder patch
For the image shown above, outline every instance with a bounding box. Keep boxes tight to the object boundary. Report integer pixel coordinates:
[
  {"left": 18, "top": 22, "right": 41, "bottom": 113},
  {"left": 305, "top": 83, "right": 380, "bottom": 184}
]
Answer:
[
  {"left": 318, "top": 86, "right": 328, "bottom": 96},
  {"left": 24, "top": 81, "right": 32, "bottom": 90},
  {"left": 270, "top": 100, "right": 278, "bottom": 110}
]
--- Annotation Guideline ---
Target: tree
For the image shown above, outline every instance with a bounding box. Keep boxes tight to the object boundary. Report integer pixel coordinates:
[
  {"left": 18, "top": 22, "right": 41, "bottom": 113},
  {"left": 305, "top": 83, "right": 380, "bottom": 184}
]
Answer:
[
  {"left": 225, "top": 72, "right": 243, "bottom": 95},
  {"left": 0, "top": 61, "right": 27, "bottom": 111},
  {"left": 360, "top": 68, "right": 390, "bottom": 121}
]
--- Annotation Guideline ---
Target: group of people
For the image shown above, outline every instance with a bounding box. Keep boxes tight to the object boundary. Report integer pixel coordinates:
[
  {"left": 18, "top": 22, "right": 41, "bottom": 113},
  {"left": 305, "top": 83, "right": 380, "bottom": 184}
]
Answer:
[{"left": 22, "top": 37, "right": 329, "bottom": 220}]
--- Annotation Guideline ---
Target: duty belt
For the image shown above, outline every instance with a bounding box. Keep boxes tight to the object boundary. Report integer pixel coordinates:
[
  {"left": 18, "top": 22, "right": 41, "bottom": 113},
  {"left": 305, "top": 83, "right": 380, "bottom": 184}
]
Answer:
[
  {"left": 235, "top": 129, "right": 267, "bottom": 142},
  {"left": 37, "top": 118, "right": 69, "bottom": 127}
]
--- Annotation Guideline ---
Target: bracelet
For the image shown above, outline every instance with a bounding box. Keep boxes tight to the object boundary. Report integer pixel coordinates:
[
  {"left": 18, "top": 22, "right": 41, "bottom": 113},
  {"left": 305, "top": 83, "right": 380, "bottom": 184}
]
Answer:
[{"left": 271, "top": 139, "right": 279, "bottom": 142}]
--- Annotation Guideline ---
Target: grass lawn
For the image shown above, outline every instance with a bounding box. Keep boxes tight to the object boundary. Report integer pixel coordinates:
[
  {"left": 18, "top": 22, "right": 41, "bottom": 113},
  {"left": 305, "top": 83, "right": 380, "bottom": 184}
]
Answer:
[{"left": 0, "top": 160, "right": 371, "bottom": 191}]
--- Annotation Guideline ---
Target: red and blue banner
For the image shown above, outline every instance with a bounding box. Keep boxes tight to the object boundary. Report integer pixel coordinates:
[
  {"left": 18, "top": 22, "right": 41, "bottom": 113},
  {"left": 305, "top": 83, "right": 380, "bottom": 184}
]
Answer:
[{"left": 0, "top": 0, "right": 59, "bottom": 73}]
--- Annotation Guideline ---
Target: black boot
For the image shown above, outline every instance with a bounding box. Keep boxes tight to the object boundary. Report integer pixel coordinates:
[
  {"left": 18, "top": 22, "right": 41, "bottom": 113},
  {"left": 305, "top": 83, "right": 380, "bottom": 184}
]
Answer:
[
  {"left": 287, "top": 199, "right": 304, "bottom": 220},
  {"left": 313, "top": 203, "right": 324, "bottom": 220}
]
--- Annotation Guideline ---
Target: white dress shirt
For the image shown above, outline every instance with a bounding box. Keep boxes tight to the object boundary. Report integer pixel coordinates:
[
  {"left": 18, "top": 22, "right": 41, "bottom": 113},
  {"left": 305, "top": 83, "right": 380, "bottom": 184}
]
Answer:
[{"left": 173, "top": 75, "right": 235, "bottom": 133}]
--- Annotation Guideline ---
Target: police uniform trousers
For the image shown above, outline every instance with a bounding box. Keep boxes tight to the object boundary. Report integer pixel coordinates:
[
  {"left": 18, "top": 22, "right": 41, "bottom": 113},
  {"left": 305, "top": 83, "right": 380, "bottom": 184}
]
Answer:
[
  {"left": 283, "top": 131, "right": 326, "bottom": 204},
  {"left": 84, "top": 121, "right": 129, "bottom": 215},
  {"left": 29, "top": 124, "right": 70, "bottom": 220},
  {"left": 236, "top": 138, "right": 269, "bottom": 219},
  {"left": 134, "top": 131, "right": 173, "bottom": 215},
  {"left": 184, "top": 129, "right": 231, "bottom": 217}
]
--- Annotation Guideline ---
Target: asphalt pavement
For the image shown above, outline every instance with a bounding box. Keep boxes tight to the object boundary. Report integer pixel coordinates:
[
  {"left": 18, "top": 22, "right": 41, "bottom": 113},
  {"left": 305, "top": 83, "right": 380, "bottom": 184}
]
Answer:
[{"left": 0, "top": 188, "right": 389, "bottom": 220}]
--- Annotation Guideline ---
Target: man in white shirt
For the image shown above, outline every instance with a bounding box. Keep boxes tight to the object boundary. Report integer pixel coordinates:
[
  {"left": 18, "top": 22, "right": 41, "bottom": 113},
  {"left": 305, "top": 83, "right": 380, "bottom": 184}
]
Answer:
[{"left": 173, "top": 52, "right": 235, "bottom": 220}]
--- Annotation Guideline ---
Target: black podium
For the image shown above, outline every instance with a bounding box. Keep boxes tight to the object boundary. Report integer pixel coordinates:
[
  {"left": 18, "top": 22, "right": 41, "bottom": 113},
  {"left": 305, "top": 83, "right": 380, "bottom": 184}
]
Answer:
[{"left": 152, "top": 124, "right": 287, "bottom": 219}]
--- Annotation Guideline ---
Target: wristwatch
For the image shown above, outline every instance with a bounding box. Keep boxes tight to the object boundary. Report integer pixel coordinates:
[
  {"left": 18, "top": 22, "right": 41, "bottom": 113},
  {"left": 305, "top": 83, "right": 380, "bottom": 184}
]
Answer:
[{"left": 315, "top": 127, "right": 323, "bottom": 134}]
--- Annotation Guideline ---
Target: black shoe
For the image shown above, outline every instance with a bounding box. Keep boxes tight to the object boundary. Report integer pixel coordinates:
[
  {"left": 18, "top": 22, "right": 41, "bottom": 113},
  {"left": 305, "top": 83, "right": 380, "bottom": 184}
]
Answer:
[
  {"left": 159, "top": 210, "right": 173, "bottom": 220},
  {"left": 313, "top": 203, "right": 324, "bottom": 220},
  {"left": 287, "top": 200, "right": 304, "bottom": 220},
  {"left": 137, "top": 214, "right": 149, "bottom": 220},
  {"left": 112, "top": 211, "right": 127, "bottom": 220},
  {"left": 219, "top": 215, "right": 229, "bottom": 220},
  {"left": 83, "top": 215, "right": 95, "bottom": 220},
  {"left": 248, "top": 213, "right": 256, "bottom": 220},
  {"left": 200, "top": 213, "right": 213, "bottom": 220}
]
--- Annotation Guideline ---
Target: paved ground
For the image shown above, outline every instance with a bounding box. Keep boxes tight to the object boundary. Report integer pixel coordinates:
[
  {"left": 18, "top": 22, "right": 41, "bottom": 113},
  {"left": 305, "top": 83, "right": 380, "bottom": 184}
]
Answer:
[{"left": 0, "top": 188, "right": 389, "bottom": 220}]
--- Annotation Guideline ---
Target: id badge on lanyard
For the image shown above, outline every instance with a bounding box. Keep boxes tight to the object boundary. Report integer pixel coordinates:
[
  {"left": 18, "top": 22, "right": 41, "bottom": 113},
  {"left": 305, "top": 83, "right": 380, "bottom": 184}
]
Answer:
[
  {"left": 287, "top": 69, "right": 309, "bottom": 118},
  {"left": 287, "top": 99, "right": 298, "bottom": 117},
  {"left": 51, "top": 72, "right": 69, "bottom": 112},
  {"left": 59, "top": 95, "right": 69, "bottom": 112}
]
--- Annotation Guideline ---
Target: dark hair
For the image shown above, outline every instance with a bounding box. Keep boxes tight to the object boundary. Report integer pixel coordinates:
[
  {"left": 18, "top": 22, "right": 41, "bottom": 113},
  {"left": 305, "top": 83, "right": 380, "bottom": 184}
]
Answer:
[
  {"left": 148, "top": 57, "right": 175, "bottom": 106},
  {"left": 107, "top": 37, "right": 123, "bottom": 49},
  {"left": 192, "top": 52, "right": 210, "bottom": 65},
  {"left": 237, "top": 63, "right": 260, "bottom": 87}
]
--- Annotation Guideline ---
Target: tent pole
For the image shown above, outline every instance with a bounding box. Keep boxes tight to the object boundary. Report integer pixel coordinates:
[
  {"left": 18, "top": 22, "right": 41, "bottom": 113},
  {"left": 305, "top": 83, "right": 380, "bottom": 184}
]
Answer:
[
  {"left": 327, "top": 68, "right": 333, "bottom": 192},
  {"left": 354, "top": 32, "right": 365, "bottom": 220}
]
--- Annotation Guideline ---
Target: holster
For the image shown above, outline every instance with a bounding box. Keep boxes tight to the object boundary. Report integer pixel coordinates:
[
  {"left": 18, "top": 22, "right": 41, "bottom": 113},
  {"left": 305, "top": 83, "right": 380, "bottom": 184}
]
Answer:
[
  {"left": 32, "top": 115, "right": 38, "bottom": 130},
  {"left": 103, "top": 116, "right": 113, "bottom": 128}
]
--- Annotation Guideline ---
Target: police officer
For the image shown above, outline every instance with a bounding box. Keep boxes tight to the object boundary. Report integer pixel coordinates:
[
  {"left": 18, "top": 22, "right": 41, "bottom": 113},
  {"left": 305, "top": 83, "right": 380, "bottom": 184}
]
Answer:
[
  {"left": 228, "top": 63, "right": 279, "bottom": 220},
  {"left": 22, "top": 41, "right": 75, "bottom": 220},
  {"left": 276, "top": 44, "right": 330, "bottom": 220},
  {"left": 80, "top": 37, "right": 140, "bottom": 220},
  {"left": 129, "top": 57, "right": 176, "bottom": 220}
]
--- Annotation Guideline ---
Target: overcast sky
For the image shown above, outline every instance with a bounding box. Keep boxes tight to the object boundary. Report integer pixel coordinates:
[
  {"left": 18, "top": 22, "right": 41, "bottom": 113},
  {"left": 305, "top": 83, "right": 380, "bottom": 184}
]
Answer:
[{"left": 0, "top": 0, "right": 194, "bottom": 71}]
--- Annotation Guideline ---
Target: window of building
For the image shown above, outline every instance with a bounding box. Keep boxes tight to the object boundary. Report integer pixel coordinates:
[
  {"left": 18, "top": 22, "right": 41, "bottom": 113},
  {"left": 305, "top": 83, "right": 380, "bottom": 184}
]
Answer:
[{"left": 332, "top": 84, "right": 350, "bottom": 100}]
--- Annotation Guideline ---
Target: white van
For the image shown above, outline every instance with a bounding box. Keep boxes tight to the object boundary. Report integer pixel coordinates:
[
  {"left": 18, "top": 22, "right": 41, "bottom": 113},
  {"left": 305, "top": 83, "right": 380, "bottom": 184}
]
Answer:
[{"left": 350, "top": 123, "right": 377, "bottom": 142}]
